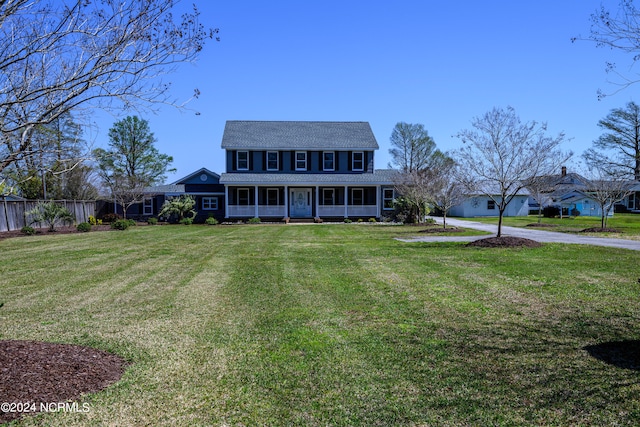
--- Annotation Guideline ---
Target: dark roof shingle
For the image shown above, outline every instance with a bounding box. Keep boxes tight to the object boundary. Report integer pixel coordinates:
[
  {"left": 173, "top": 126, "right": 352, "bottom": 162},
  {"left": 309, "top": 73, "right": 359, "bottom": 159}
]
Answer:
[{"left": 221, "top": 121, "right": 379, "bottom": 150}]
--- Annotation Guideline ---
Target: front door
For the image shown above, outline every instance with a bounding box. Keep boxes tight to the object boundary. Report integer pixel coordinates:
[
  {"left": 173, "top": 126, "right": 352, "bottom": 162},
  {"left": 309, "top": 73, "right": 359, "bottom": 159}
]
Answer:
[{"left": 291, "top": 188, "right": 312, "bottom": 217}]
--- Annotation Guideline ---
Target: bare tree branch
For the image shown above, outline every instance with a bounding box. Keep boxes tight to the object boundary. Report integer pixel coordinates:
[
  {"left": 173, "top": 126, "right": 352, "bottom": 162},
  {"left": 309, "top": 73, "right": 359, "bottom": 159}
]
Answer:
[{"left": 0, "top": 0, "right": 217, "bottom": 175}]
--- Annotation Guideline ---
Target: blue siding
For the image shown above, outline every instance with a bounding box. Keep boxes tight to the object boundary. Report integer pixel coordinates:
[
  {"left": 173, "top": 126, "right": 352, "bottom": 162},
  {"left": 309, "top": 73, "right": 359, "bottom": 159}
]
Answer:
[{"left": 225, "top": 150, "right": 375, "bottom": 174}]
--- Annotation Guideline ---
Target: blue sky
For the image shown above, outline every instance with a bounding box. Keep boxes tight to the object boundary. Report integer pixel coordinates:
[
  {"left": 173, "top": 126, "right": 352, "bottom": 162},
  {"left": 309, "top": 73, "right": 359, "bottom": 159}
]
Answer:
[{"left": 93, "top": 0, "right": 635, "bottom": 182}]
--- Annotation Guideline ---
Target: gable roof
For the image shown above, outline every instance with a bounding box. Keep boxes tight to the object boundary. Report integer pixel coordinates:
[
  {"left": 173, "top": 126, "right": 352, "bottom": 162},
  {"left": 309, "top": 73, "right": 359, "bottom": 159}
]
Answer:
[
  {"left": 221, "top": 121, "right": 379, "bottom": 150},
  {"left": 171, "top": 167, "right": 220, "bottom": 185}
]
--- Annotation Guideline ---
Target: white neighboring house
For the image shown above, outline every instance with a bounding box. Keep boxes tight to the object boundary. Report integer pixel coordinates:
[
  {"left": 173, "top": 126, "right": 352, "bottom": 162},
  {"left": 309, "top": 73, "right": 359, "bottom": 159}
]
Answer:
[{"left": 448, "top": 189, "right": 530, "bottom": 218}]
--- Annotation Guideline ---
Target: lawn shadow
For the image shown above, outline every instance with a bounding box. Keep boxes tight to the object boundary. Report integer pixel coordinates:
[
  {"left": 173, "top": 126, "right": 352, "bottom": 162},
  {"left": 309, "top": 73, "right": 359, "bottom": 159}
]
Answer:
[{"left": 584, "top": 340, "right": 640, "bottom": 370}]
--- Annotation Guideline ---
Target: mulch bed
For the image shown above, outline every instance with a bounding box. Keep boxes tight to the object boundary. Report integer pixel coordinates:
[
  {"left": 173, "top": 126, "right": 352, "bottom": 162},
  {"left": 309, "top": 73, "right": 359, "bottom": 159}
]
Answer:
[
  {"left": 0, "top": 225, "right": 113, "bottom": 240},
  {"left": 0, "top": 340, "right": 126, "bottom": 424},
  {"left": 466, "top": 236, "right": 542, "bottom": 248},
  {"left": 418, "top": 227, "right": 464, "bottom": 233},
  {"left": 526, "top": 223, "right": 558, "bottom": 228},
  {"left": 580, "top": 227, "right": 622, "bottom": 233}
]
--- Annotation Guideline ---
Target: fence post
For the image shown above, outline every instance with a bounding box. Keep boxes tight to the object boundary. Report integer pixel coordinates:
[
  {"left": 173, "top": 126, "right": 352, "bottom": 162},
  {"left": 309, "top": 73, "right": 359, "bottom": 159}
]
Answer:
[{"left": 3, "top": 198, "right": 9, "bottom": 232}]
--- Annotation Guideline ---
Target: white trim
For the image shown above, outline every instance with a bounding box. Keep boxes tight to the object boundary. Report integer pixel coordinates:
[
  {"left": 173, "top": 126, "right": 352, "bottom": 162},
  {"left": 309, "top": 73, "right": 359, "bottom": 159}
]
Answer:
[
  {"left": 382, "top": 188, "right": 395, "bottom": 210},
  {"left": 290, "top": 187, "right": 312, "bottom": 217},
  {"left": 202, "top": 197, "right": 218, "bottom": 210},
  {"left": 323, "top": 151, "right": 335, "bottom": 171},
  {"left": 351, "top": 188, "right": 364, "bottom": 205},
  {"left": 143, "top": 197, "right": 153, "bottom": 215},
  {"left": 266, "top": 151, "right": 279, "bottom": 171},
  {"left": 237, "top": 188, "right": 250, "bottom": 205},
  {"left": 284, "top": 185, "right": 289, "bottom": 217},
  {"left": 352, "top": 151, "right": 364, "bottom": 171},
  {"left": 225, "top": 186, "right": 229, "bottom": 218},
  {"left": 237, "top": 151, "right": 249, "bottom": 170},
  {"left": 266, "top": 188, "right": 280, "bottom": 205},
  {"left": 295, "top": 151, "right": 307, "bottom": 171},
  {"left": 254, "top": 186, "right": 259, "bottom": 218},
  {"left": 322, "top": 188, "right": 335, "bottom": 205}
]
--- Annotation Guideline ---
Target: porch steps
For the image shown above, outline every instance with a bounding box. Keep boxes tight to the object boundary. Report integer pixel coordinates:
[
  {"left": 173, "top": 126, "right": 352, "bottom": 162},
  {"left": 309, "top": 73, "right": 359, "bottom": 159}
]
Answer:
[{"left": 287, "top": 218, "right": 316, "bottom": 224}]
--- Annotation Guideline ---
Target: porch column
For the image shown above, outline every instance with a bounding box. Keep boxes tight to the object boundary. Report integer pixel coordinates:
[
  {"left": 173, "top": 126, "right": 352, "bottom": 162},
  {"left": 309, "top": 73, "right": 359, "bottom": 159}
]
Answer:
[
  {"left": 344, "top": 185, "right": 348, "bottom": 218},
  {"left": 254, "top": 186, "right": 259, "bottom": 218},
  {"left": 225, "top": 186, "right": 229, "bottom": 218},
  {"left": 284, "top": 185, "right": 289, "bottom": 218},
  {"left": 376, "top": 185, "right": 381, "bottom": 218},
  {"left": 315, "top": 186, "right": 319, "bottom": 218}
]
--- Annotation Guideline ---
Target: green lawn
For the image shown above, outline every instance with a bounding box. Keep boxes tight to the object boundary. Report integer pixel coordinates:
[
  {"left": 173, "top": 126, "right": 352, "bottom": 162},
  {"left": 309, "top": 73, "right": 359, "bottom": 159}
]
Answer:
[
  {"left": 462, "top": 213, "right": 640, "bottom": 237},
  {"left": 1, "top": 224, "right": 639, "bottom": 426}
]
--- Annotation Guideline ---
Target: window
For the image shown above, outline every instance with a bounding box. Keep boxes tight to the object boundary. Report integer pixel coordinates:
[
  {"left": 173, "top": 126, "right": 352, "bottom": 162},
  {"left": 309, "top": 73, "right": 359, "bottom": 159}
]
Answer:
[
  {"left": 383, "top": 188, "right": 395, "bottom": 210},
  {"left": 143, "top": 197, "right": 153, "bottom": 215},
  {"left": 202, "top": 197, "right": 218, "bottom": 210},
  {"left": 266, "top": 188, "right": 279, "bottom": 205},
  {"left": 267, "top": 151, "right": 279, "bottom": 171},
  {"left": 352, "top": 152, "right": 364, "bottom": 171},
  {"left": 351, "top": 188, "right": 364, "bottom": 205},
  {"left": 487, "top": 200, "right": 495, "bottom": 210},
  {"left": 238, "top": 188, "right": 250, "bottom": 205},
  {"left": 295, "top": 151, "right": 307, "bottom": 170},
  {"left": 237, "top": 151, "right": 249, "bottom": 170},
  {"left": 323, "top": 188, "right": 335, "bottom": 205},
  {"left": 323, "top": 151, "right": 335, "bottom": 171},
  {"left": 628, "top": 194, "right": 636, "bottom": 209}
]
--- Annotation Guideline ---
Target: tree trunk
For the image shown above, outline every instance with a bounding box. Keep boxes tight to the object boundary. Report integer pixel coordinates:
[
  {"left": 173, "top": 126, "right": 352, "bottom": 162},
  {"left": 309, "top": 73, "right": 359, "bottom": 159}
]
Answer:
[
  {"left": 442, "top": 213, "right": 447, "bottom": 230},
  {"left": 497, "top": 210, "right": 504, "bottom": 237}
]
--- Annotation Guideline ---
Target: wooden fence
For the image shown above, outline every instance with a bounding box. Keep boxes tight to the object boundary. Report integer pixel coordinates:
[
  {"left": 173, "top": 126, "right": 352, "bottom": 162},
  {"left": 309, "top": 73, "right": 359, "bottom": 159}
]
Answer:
[{"left": 0, "top": 199, "right": 96, "bottom": 232}]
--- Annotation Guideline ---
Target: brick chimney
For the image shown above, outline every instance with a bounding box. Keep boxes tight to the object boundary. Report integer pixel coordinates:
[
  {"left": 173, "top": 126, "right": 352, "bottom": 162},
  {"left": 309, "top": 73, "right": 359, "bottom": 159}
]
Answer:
[{"left": 561, "top": 166, "right": 567, "bottom": 177}]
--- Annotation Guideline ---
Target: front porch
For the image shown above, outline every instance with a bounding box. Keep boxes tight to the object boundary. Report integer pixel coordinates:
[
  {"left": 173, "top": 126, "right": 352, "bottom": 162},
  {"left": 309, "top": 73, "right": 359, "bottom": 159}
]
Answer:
[{"left": 225, "top": 185, "right": 391, "bottom": 219}]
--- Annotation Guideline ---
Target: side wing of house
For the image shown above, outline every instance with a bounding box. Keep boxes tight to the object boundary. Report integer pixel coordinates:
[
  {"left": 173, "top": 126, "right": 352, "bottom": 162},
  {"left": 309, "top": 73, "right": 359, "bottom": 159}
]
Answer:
[{"left": 172, "top": 168, "right": 225, "bottom": 221}]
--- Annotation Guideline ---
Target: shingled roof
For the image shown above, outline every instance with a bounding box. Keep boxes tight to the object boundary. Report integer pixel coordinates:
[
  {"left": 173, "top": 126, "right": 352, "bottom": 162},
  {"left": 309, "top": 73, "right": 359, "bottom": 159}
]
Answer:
[
  {"left": 219, "top": 169, "right": 397, "bottom": 186},
  {"left": 221, "top": 121, "right": 379, "bottom": 150}
]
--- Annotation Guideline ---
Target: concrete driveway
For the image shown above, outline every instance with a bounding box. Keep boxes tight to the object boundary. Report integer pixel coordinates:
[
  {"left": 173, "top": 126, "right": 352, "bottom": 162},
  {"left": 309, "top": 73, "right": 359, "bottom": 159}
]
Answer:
[{"left": 397, "top": 217, "right": 640, "bottom": 251}]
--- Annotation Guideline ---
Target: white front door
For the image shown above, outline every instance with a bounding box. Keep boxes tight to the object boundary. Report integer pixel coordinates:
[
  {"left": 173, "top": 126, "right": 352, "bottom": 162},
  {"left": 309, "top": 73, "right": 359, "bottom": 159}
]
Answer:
[{"left": 291, "top": 188, "right": 312, "bottom": 217}]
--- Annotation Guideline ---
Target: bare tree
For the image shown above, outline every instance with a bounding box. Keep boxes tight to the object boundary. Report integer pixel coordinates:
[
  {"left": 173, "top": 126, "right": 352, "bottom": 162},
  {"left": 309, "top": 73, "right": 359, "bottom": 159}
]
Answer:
[
  {"left": 392, "top": 169, "right": 431, "bottom": 224},
  {"left": 574, "top": 1, "right": 640, "bottom": 98},
  {"left": 0, "top": 0, "right": 217, "bottom": 180},
  {"left": 586, "top": 166, "right": 635, "bottom": 228},
  {"left": 425, "top": 157, "right": 467, "bottom": 230},
  {"left": 455, "top": 107, "right": 571, "bottom": 237}
]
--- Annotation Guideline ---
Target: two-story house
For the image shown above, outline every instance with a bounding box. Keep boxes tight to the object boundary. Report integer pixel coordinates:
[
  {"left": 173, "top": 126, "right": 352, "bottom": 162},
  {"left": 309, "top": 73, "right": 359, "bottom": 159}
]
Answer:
[{"left": 219, "top": 121, "right": 396, "bottom": 221}]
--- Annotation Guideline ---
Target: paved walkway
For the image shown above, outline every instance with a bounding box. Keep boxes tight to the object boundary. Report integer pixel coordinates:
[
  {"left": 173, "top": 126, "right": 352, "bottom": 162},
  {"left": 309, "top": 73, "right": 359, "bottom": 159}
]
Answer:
[{"left": 397, "top": 217, "right": 640, "bottom": 251}]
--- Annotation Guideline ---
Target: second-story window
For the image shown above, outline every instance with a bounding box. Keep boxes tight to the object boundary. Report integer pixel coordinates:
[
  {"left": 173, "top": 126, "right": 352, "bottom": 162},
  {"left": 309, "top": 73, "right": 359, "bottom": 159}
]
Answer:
[
  {"left": 295, "top": 151, "right": 307, "bottom": 171},
  {"left": 352, "top": 151, "right": 364, "bottom": 171},
  {"left": 237, "top": 151, "right": 249, "bottom": 170},
  {"left": 323, "top": 151, "right": 335, "bottom": 171},
  {"left": 267, "top": 151, "right": 279, "bottom": 171}
]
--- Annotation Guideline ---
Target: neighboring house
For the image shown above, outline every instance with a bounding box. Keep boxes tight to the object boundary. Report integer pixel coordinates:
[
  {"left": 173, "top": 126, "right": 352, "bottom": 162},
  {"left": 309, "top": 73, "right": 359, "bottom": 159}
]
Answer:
[
  {"left": 555, "top": 190, "right": 612, "bottom": 218},
  {"left": 527, "top": 167, "right": 640, "bottom": 216},
  {"left": 448, "top": 190, "right": 530, "bottom": 218},
  {"left": 218, "top": 121, "right": 396, "bottom": 220},
  {"left": 100, "top": 167, "right": 225, "bottom": 222}
]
